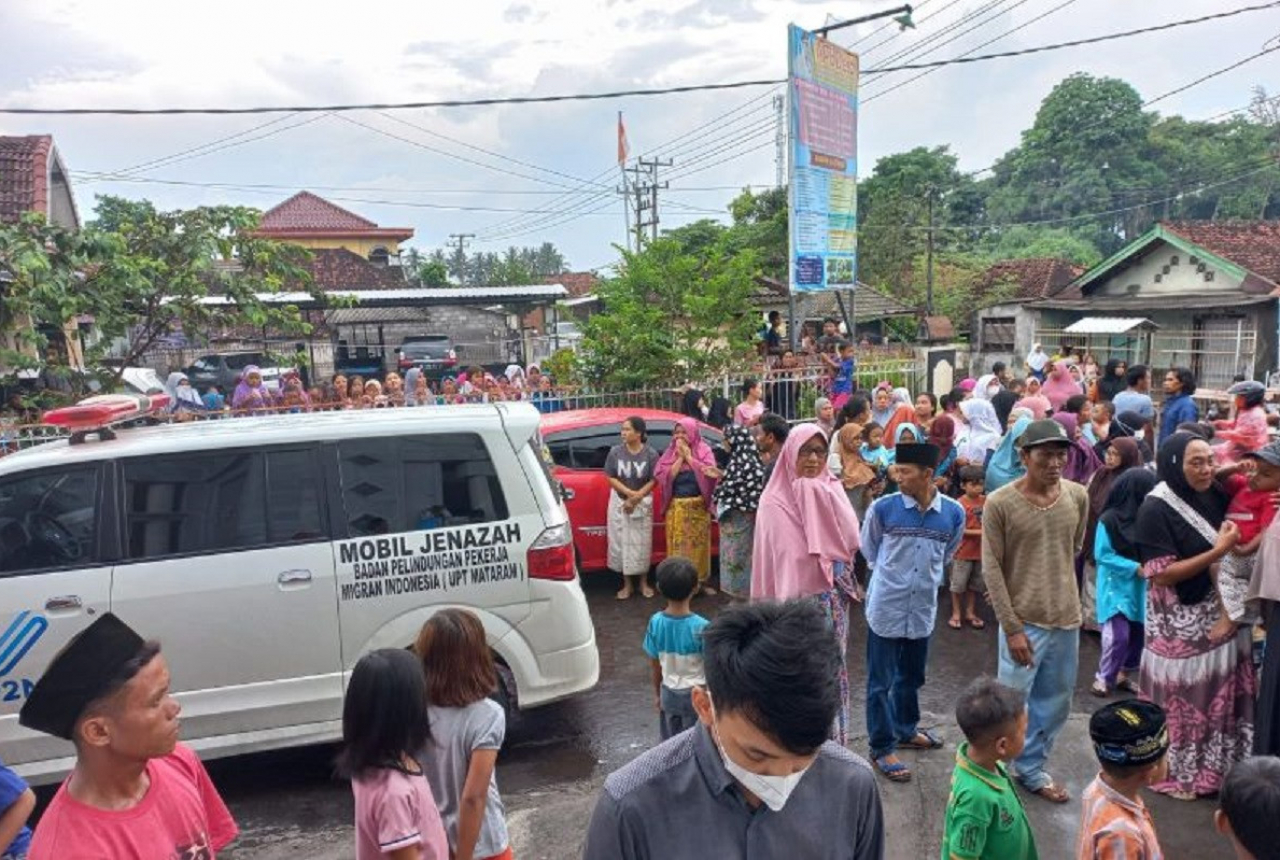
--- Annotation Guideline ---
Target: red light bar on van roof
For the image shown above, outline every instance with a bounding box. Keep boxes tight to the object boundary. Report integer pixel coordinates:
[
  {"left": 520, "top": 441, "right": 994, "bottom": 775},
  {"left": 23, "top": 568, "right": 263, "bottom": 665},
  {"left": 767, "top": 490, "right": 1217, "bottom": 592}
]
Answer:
[{"left": 42, "top": 392, "right": 172, "bottom": 444}]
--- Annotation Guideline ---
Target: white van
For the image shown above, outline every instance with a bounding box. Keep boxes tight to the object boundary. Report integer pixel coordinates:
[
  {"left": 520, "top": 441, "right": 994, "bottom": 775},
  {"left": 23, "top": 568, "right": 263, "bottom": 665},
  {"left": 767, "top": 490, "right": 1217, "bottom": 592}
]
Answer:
[{"left": 0, "top": 403, "right": 598, "bottom": 783}]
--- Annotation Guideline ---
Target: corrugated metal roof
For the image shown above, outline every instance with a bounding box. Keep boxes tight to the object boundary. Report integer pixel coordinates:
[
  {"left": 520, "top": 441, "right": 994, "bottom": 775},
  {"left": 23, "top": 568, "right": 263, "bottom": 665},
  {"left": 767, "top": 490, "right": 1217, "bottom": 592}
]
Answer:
[
  {"left": 1063, "top": 317, "right": 1158, "bottom": 335},
  {"left": 197, "top": 284, "right": 568, "bottom": 307}
]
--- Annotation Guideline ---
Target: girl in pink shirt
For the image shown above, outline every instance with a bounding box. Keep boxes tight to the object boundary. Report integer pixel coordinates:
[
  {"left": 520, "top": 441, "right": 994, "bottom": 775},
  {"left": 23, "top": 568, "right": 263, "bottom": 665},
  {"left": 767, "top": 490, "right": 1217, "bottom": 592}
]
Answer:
[{"left": 339, "top": 649, "right": 449, "bottom": 860}]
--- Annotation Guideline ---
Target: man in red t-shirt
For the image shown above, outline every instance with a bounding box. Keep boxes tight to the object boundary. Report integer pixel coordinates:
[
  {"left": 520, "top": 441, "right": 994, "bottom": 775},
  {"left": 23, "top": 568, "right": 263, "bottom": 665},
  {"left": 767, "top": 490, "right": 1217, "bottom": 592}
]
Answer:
[{"left": 19, "top": 614, "right": 238, "bottom": 859}]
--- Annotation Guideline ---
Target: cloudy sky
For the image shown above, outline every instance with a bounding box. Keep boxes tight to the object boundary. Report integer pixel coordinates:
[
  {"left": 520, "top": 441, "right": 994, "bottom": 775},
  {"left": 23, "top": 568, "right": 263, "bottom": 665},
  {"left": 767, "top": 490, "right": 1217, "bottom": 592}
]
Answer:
[{"left": 2, "top": 0, "right": 1277, "bottom": 272}]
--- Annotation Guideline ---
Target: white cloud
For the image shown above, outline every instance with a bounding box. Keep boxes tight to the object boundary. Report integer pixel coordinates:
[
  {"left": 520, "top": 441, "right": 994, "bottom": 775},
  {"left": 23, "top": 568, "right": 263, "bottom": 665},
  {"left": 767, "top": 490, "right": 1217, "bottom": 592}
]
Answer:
[{"left": 0, "top": 0, "right": 1276, "bottom": 269}]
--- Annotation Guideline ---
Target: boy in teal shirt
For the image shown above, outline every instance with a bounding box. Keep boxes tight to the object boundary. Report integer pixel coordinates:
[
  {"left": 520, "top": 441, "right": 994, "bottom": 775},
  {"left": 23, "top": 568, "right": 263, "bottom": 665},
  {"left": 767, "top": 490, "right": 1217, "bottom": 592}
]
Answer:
[{"left": 942, "top": 677, "right": 1038, "bottom": 860}]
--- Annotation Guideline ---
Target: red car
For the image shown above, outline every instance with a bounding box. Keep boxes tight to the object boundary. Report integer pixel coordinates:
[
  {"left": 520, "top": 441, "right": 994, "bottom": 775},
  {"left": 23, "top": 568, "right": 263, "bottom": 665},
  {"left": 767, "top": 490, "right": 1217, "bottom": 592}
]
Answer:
[{"left": 539, "top": 408, "right": 723, "bottom": 574}]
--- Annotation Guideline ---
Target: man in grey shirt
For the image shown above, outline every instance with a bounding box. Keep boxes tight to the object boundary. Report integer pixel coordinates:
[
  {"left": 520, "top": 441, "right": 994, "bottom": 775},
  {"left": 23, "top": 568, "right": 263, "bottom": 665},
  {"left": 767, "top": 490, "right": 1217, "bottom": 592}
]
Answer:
[{"left": 582, "top": 601, "right": 885, "bottom": 859}]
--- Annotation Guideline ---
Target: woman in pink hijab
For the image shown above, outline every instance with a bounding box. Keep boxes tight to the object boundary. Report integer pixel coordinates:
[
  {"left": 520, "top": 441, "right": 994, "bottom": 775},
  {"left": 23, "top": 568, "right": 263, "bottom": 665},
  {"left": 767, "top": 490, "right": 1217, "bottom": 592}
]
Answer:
[
  {"left": 1014, "top": 376, "right": 1053, "bottom": 419},
  {"left": 1041, "top": 360, "right": 1083, "bottom": 414},
  {"left": 654, "top": 417, "right": 721, "bottom": 594},
  {"left": 751, "top": 423, "right": 861, "bottom": 744}
]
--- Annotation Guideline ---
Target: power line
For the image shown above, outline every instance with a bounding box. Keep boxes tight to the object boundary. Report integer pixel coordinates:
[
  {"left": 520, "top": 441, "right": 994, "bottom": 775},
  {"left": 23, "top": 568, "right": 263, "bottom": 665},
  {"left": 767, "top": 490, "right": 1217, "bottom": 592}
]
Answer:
[
  {"left": 373, "top": 110, "right": 609, "bottom": 191},
  {"left": 472, "top": 2, "right": 1279, "bottom": 241},
  {"left": 332, "top": 112, "right": 600, "bottom": 192},
  {"left": 960, "top": 45, "right": 1280, "bottom": 180},
  {"left": 79, "top": 113, "right": 317, "bottom": 182},
  {"left": 67, "top": 173, "right": 766, "bottom": 196},
  {"left": 5, "top": 3, "right": 1273, "bottom": 116},
  {"left": 864, "top": 0, "right": 1081, "bottom": 102}
]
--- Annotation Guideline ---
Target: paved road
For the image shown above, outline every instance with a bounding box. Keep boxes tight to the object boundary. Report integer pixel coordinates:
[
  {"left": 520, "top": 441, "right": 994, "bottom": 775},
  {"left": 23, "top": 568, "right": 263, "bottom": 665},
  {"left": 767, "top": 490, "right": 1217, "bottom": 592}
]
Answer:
[{"left": 208, "top": 575, "right": 1229, "bottom": 860}]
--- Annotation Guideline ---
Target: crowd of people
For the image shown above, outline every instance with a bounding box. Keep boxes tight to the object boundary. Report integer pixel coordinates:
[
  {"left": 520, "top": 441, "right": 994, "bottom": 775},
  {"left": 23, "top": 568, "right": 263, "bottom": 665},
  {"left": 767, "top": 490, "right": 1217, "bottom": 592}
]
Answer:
[
  {"left": 6, "top": 335, "right": 1280, "bottom": 859},
  {"left": 590, "top": 338, "right": 1280, "bottom": 857},
  {"left": 159, "top": 362, "right": 570, "bottom": 419}
]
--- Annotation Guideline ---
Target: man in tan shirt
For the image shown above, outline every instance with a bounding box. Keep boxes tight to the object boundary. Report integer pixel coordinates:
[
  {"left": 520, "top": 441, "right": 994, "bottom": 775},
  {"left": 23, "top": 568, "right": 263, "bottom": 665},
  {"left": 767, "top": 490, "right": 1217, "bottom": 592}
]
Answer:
[{"left": 983, "top": 419, "right": 1088, "bottom": 804}]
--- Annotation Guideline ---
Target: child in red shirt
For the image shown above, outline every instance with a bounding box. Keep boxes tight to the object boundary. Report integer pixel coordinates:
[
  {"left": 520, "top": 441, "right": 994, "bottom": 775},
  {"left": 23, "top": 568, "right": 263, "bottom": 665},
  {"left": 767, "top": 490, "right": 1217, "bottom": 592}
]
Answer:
[
  {"left": 949, "top": 465, "right": 987, "bottom": 630},
  {"left": 1217, "top": 459, "right": 1278, "bottom": 634}
]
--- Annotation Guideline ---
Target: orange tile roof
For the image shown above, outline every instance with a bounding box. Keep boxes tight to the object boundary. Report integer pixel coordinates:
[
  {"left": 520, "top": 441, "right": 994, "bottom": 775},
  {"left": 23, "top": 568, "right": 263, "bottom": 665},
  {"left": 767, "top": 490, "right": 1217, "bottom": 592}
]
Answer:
[
  {"left": 0, "top": 135, "right": 53, "bottom": 223},
  {"left": 976, "top": 257, "right": 1084, "bottom": 301},
  {"left": 1161, "top": 220, "right": 1280, "bottom": 287},
  {"left": 256, "top": 191, "right": 413, "bottom": 240}
]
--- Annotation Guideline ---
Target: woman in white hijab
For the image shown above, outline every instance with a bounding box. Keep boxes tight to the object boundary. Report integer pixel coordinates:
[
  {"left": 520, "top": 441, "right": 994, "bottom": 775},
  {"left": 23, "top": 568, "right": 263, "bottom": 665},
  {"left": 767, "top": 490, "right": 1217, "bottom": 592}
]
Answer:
[
  {"left": 973, "top": 373, "right": 998, "bottom": 401},
  {"left": 165, "top": 372, "right": 206, "bottom": 416},
  {"left": 956, "top": 399, "right": 1002, "bottom": 468}
]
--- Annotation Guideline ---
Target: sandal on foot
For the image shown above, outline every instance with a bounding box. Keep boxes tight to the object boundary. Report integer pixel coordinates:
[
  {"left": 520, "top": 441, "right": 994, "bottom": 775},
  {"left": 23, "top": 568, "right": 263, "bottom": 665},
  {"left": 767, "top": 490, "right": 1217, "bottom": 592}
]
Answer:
[
  {"left": 1116, "top": 678, "right": 1140, "bottom": 695},
  {"left": 701, "top": 585, "right": 718, "bottom": 595},
  {"left": 874, "top": 756, "right": 912, "bottom": 782},
  {"left": 1028, "top": 782, "right": 1070, "bottom": 803},
  {"left": 615, "top": 590, "right": 633, "bottom": 600},
  {"left": 947, "top": 618, "right": 963, "bottom": 630},
  {"left": 641, "top": 587, "right": 656, "bottom": 598},
  {"left": 898, "top": 730, "right": 944, "bottom": 750},
  {"left": 966, "top": 617, "right": 986, "bottom": 630},
  {"left": 1090, "top": 680, "right": 1109, "bottom": 697}
]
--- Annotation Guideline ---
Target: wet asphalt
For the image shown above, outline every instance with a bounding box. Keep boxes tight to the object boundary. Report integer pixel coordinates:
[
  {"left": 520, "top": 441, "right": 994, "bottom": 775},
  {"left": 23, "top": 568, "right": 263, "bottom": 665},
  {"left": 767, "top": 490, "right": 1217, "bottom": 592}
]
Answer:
[{"left": 205, "top": 573, "right": 1231, "bottom": 860}]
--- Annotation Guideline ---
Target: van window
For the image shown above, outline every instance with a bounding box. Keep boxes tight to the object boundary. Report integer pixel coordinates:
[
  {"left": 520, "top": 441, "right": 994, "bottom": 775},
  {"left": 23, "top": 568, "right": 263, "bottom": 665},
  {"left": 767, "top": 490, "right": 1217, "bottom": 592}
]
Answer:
[
  {"left": 265, "top": 449, "right": 326, "bottom": 542},
  {"left": 124, "top": 452, "right": 269, "bottom": 559},
  {"left": 338, "top": 434, "right": 509, "bottom": 537},
  {"left": 0, "top": 468, "right": 99, "bottom": 575}
]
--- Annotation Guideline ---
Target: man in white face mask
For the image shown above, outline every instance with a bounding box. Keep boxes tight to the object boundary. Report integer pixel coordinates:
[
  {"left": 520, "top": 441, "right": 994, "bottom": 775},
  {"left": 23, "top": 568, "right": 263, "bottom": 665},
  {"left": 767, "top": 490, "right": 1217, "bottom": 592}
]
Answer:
[{"left": 582, "top": 601, "right": 885, "bottom": 859}]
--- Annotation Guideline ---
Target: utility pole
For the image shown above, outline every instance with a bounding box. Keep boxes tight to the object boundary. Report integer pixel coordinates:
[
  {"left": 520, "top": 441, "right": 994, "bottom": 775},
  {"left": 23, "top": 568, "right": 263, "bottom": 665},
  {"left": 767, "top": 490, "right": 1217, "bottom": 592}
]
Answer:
[
  {"left": 924, "top": 186, "right": 936, "bottom": 317},
  {"left": 616, "top": 168, "right": 632, "bottom": 253},
  {"left": 773, "top": 93, "right": 786, "bottom": 189},
  {"left": 447, "top": 233, "right": 474, "bottom": 285},
  {"left": 623, "top": 158, "right": 671, "bottom": 248}
]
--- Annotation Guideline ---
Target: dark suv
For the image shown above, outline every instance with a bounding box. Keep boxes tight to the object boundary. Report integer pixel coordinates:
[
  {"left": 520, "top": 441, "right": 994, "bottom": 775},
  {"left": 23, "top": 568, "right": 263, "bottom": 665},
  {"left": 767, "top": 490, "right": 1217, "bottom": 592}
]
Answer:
[
  {"left": 397, "top": 336, "right": 458, "bottom": 376},
  {"left": 184, "top": 352, "right": 290, "bottom": 392}
]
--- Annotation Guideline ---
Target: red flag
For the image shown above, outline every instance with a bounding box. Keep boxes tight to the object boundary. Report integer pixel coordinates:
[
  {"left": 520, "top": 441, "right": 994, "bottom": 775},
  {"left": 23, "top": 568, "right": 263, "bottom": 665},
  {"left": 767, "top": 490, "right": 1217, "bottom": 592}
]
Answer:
[{"left": 617, "top": 111, "right": 630, "bottom": 165}]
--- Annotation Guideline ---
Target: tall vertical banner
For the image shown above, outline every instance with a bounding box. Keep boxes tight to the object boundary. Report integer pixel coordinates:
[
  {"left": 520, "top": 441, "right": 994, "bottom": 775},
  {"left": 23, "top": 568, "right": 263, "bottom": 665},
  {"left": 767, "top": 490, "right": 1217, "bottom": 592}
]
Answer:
[{"left": 787, "top": 25, "right": 859, "bottom": 293}]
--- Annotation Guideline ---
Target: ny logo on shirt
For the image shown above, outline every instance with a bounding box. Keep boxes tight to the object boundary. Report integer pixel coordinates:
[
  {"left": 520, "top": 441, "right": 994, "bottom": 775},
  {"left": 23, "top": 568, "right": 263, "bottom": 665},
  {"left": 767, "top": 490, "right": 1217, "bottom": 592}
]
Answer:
[{"left": 616, "top": 460, "right": 650, "bottom": 481}]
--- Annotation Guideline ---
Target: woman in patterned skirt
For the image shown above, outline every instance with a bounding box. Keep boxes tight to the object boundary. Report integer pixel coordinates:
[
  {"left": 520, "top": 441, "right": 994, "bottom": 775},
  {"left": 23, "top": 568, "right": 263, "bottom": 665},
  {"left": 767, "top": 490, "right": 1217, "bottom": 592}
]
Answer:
[
  {"left": 713, "top": 425, "right": 766, "bottom": 600},
  {"left": 654, "top": 417, "right": 721, "bottom": 594},
  {"left": 1133, "top": 432, "right": 1255, "bottom": 799}
]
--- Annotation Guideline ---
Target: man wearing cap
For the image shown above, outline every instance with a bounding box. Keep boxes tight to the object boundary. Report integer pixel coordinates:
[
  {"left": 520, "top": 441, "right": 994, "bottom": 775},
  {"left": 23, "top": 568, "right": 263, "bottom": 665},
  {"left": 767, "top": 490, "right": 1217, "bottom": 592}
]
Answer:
[
  {"left": 1077, "top": 700, "right": 1170, "bottom": 859},
  {"left": 19, "top": 614, "right": 238, "bottom": 859},
  {"left": 859, "top": 441, "right": 966, "bottom": 782},
  {"left": 982, "top": 419, "right": 1089, "bottom": 803}
]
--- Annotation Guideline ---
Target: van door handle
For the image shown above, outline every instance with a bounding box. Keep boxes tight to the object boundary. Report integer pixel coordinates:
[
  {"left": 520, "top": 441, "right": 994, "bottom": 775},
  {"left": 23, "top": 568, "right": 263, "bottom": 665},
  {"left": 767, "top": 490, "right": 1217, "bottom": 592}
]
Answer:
[
  {"left": 561, "top": 487, "right": 576, "bottom": 501},
  {"left": 45, "top": 595, "right": 82, "bottom": 612},
  {"left": 277, "top": 569, "right": 313, "bottom": 585}
]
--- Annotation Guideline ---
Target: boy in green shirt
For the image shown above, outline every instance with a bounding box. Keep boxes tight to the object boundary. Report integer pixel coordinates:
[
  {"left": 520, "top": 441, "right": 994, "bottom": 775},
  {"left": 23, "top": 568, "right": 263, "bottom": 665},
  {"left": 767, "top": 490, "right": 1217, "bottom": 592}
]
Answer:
[{"left": 942, "top": 677, "right": 1038, "bottom": 860}]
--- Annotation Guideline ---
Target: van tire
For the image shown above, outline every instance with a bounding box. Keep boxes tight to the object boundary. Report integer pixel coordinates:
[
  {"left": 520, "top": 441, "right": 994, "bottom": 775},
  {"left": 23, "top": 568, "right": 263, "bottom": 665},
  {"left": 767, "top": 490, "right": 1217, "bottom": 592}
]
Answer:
[{"left": 491, "top": 659, "right": 517, "bottom": 728}]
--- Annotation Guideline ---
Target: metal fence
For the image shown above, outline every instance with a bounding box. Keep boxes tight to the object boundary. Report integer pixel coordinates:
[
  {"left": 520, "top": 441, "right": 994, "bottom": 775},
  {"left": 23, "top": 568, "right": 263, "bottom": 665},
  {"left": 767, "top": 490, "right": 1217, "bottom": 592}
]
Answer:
[
  {"left": 1033, "top": 324, "right": 1257, "bottom": 389},
  {"left": 0, "top": 354, "right": 928, "bottom": 455}
]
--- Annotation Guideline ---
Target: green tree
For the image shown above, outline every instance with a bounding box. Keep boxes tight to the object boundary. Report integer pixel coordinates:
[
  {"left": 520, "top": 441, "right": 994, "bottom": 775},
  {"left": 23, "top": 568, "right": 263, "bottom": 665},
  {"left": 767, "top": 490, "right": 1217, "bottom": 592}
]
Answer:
[
  {"left": 0, "top": 198, "right": 319, "bottom": 392},
  {"left": 579, "top": 237, "right": 759, "bottom": 388},
  {"left": 981, "top": 225, "right": 1103, "bottom": 268},
  {"left": 857, "top": 146, "right": 981, "bottom": 294},
  {"left": 985, "top": 74, "right": 1161, "bottom": 251}
]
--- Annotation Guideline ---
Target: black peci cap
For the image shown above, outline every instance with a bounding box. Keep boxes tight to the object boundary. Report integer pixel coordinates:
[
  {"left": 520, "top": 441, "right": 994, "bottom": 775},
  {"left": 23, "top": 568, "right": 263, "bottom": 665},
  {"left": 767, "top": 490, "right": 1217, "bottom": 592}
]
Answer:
[
  {"left": 1089, "top": 699, "right": 1169, "bottom": 767},
  {"left": 895, "top": 441, "right": 940, "bottom": 468},
  {"left": 19, "top": 613, "right": 148, "bottom": 740}
]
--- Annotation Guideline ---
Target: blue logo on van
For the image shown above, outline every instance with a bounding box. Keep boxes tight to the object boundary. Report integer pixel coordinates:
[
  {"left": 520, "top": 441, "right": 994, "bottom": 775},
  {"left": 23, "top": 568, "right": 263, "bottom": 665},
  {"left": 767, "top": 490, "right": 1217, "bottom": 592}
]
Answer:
[{"left": 0, "top": 611, "right": 48, "bottom": 677}]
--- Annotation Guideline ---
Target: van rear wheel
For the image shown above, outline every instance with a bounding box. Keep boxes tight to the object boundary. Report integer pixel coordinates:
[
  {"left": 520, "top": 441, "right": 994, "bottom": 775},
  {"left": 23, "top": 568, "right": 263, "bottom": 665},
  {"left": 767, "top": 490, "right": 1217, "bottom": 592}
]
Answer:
[{"left": 490, "top": 659, "right": 517, "bottom": 729}]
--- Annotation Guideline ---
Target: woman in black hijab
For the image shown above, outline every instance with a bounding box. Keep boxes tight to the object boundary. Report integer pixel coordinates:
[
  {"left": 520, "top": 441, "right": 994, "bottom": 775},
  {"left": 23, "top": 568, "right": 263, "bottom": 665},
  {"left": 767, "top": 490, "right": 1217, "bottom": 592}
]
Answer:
[
  {"left": 1132, "top": 431, "right": 1255, "bottom": 800},
  {"left": 680, "top": 388, "right": 706, "bottom": 422},
  {"left": 1096, "top": 358, "right": 1127, "bottom": 402}
]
